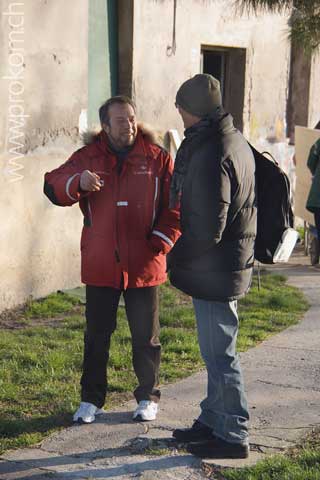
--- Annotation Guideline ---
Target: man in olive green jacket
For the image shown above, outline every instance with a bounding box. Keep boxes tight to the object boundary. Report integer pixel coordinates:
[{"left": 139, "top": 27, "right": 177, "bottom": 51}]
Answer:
[{"left": 306, "top": 137, "right": 320, "bottom": 264}]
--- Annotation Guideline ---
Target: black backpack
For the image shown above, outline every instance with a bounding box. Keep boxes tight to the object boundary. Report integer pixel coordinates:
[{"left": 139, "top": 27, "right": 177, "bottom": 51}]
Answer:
[{"left": 249, "top": 144, "right": 295, "bottom": 264}]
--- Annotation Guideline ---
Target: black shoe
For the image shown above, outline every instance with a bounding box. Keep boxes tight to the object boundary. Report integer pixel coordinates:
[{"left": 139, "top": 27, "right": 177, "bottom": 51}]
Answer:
[
  {"left": 187, "top": 437, "right": 249, "bottom": 459},
  {"left": 172, "top": 420, "right": 213, "bottom": 443}
]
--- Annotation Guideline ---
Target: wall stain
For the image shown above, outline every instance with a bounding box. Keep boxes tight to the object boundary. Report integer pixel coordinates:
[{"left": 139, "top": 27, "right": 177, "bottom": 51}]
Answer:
[{"left": 24, "top": 127, "right": 79, "bottom": 153}]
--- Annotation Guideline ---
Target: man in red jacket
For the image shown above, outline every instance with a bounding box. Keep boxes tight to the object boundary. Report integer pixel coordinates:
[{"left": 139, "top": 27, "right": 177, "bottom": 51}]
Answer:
[{"left": 44, "top": 96, "right": 180, "bottom": 424}]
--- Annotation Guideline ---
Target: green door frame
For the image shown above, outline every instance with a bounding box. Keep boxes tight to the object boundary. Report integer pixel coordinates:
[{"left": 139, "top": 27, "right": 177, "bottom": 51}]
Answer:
[{"left": 88, "top": 0, "right": 118, "bottom": 127}]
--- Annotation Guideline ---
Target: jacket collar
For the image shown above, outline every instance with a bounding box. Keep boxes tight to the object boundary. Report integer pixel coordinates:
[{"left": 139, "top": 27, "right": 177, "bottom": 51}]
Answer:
[{"left": 184, "top": 110, "right": 235, "bottom": 138}]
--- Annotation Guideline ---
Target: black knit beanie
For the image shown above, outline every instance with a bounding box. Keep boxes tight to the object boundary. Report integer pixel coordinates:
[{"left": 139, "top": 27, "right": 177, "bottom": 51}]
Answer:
[{"left": 176, "top": 74, "right": 222, "bottom": 117}]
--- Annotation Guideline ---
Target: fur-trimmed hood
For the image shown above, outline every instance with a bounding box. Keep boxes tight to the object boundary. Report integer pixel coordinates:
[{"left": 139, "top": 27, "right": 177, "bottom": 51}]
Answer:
[{"left": 81, "top": 122, "right": 163, "bottom": 147}]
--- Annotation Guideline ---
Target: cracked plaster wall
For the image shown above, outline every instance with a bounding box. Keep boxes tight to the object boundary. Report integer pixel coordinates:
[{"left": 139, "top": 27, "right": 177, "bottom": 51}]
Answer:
[{"left": 0, "top": 0, "right": 88, "bottom": 311}]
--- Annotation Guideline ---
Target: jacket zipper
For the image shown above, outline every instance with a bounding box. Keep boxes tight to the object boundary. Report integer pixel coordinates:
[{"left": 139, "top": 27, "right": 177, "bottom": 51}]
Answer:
[
  {"left": 115, "top": 173, "right": 121, "bottom": 263},
  {"left": 151, "top": 176, "right": 159, "bottom": 228}
]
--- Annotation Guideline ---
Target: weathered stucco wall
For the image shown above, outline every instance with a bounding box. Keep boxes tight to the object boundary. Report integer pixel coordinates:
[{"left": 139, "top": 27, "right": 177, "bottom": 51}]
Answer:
[
  {"left": 132, "top": 0, "right": 291, "bottom": 145},
  {"left": 309, "top": 52, "right": 320, "bottom": 129},
  {"left": 0, "top": 0, "right": 88, "bottom": 311}
]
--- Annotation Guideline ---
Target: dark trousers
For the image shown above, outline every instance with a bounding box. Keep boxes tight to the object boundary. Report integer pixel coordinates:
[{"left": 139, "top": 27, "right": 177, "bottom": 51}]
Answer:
[{"left": 80, "top": 285, "right": 161, "bottom": 408}]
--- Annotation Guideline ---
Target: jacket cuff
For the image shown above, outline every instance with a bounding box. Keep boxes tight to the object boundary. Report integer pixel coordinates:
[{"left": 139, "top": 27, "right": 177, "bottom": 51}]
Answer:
[
  {"left": 65, "top": 173, "right": 81, "bottom": 202},
  {"left": 150, "top": 230, "right": 174, "bottom": 254}
]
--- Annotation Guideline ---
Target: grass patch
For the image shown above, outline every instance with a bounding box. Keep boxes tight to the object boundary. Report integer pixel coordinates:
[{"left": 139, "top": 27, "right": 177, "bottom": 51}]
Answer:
[
  {"left": 237, "top": 273, "right": 308, "bottom": 351},
  {"left": 296, "top": 225, "right": 305, "bottom": 243},
  {"left": 24, "top": 292, "right": 81, "bottom": 319},
  {"left": 220, "top": 428, "right": 320, "bottom": 480},
  {"left": 0, "top": 273, "right": 308, "bottom": 453}
]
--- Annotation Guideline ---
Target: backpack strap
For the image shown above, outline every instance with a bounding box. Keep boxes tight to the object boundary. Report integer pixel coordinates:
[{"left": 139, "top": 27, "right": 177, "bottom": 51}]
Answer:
[{"left": 261, "top": 151, "right": 278, "bottom": 165}]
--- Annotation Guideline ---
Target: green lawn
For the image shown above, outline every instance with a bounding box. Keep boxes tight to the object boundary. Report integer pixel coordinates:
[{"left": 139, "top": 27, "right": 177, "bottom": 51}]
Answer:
[
  {"left": 221, "top": 429, "right": 320, "bottom": 480},
  {"left": 0, "top": 273, "right": 308, "bottom": 453}
]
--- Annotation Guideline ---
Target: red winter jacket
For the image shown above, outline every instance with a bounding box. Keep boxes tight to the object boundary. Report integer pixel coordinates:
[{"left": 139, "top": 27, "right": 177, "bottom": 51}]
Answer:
[{"left": 44, "top": 127, "right": 180, "bottom": 289}]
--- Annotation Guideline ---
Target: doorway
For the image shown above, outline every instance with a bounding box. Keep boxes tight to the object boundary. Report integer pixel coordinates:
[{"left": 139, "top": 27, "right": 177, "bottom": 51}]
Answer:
[{"left": 201, "top": 46, "right": 246, "bottom": 132}]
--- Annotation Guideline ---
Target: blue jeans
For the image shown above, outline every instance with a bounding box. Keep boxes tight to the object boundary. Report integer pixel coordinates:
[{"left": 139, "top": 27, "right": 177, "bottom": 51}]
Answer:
[{"left": 193, "top": 298, "right": 249, "bottom": 445}]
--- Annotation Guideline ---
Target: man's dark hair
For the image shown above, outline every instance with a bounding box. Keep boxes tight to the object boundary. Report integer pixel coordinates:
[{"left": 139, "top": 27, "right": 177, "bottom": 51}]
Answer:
[{"left": 99, "top": 96, "right": 136, "bottom": 126}]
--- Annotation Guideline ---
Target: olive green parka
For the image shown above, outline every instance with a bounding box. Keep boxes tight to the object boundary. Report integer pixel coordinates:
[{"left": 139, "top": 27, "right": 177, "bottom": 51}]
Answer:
[{"left": 306, "top": 138, "right": 320, "bottom": 213}]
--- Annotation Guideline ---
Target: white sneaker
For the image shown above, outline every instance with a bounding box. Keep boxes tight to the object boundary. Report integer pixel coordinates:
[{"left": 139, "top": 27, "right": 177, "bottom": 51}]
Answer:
[
  {"left": 133, "top": 400, "right": 158, "bottom": 421},
  {"left": 73, "top": 402, "right": 104, "bottom": 424}
]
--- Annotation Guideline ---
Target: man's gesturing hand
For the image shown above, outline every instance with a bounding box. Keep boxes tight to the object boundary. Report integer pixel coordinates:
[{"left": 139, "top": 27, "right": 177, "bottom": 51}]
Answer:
[{"left": 80, "top": 170, "right": 102, "bottom": 192}]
